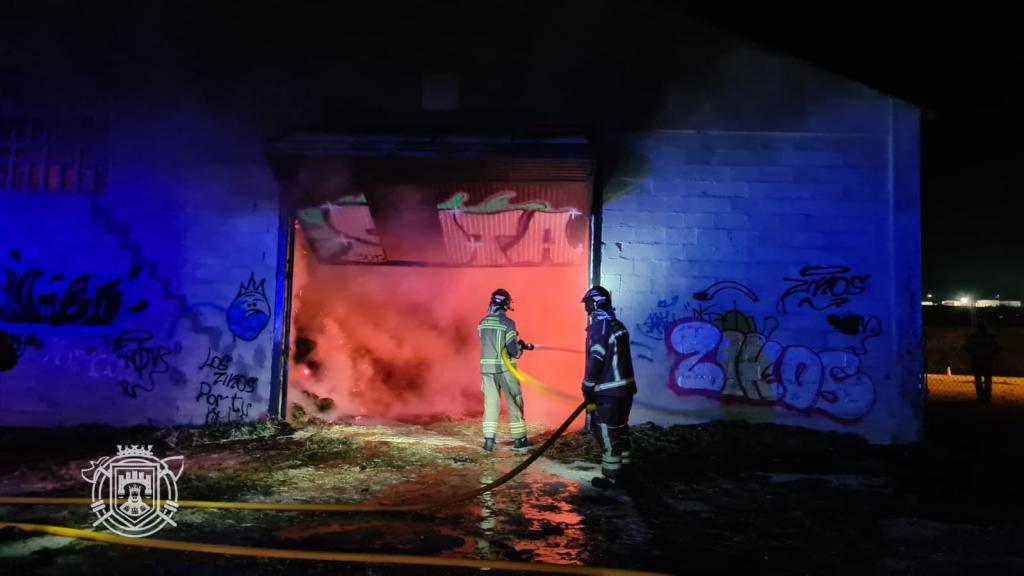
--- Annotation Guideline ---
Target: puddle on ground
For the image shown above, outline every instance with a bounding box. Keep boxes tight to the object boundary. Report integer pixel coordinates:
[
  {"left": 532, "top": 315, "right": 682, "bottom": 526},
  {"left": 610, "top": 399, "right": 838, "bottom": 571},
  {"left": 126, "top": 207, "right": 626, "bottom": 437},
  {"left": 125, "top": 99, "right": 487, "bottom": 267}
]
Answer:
[
  {"left": 0, "top": 420, "right": 651, "bottom": 569},
  {"left": 270, "top": 455, "right": 614, "bottom": 565}
]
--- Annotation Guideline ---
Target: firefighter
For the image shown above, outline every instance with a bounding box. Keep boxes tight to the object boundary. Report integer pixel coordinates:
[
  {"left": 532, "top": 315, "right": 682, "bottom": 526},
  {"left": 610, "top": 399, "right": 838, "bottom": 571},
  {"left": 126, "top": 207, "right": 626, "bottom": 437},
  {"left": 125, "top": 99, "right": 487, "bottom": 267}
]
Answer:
[
  {"left": 478, "top": 288, "right": 530, "bottom": 452},
  {"left": 581, "top": 286, "right": 637, "bottom": 489}
]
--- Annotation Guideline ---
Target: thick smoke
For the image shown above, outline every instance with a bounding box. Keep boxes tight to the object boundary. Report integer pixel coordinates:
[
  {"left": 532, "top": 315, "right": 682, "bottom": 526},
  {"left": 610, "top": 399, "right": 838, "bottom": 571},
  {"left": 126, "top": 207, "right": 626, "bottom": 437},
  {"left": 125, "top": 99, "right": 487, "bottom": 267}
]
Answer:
[{"left": 289, "top": 229, "right": 589, "bottom": 427}]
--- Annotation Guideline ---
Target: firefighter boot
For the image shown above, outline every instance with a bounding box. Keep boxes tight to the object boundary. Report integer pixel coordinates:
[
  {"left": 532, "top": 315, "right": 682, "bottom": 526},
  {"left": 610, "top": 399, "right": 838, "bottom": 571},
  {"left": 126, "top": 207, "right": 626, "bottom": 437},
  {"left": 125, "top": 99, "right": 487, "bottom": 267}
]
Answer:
[
  {"left": 483, "top": 437, "right": 495, "bottom": 452},
  {"left": 513, "top": 437, "right": 530, "bottom": 451}
]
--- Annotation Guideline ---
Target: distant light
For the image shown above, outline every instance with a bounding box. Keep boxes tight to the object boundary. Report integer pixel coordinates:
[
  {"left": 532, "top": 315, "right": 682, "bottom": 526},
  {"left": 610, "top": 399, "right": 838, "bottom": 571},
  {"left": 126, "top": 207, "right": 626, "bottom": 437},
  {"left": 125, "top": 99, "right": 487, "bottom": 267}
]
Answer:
[
  {"left": 303, "top": 368, "right": 310, "bottom": 375},
  {"left": 927, "top": 293, "right": 933, "bottom": 299},
  {"left": 959, "top": 296, "right": 969, "bottom": 304}
]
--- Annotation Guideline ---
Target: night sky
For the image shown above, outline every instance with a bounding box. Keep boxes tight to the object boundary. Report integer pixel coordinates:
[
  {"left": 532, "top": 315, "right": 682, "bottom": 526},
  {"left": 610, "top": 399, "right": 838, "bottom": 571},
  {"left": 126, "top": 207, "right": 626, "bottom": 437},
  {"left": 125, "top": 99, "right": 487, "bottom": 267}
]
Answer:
[{"left": 683, "top": 4, "right": 1024, "bottom": 301}]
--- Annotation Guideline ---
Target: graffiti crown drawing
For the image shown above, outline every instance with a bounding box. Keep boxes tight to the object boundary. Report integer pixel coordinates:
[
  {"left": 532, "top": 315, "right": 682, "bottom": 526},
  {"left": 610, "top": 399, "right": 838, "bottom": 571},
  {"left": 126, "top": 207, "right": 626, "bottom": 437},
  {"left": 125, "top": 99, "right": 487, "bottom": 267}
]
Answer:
[{"left": 226, "top": 273, "right": 271, "bottom": 342}]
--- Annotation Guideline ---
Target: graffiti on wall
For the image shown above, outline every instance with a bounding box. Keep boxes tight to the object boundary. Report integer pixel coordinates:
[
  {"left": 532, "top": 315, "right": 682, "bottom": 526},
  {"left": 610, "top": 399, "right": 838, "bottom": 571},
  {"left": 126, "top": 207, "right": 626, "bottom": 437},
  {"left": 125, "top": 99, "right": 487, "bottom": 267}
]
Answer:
[
  {"left": 297, "top": 197, "right": 387, "bottom": 264},
  {"left": 652, "top": 270, "right": 880, "bottom": 423},
  {"left": 43, "top": 343, "right": 123, "bottom": 381},
  {"left": 111, "top": 330, "right": 182, "bottom": 398},
  {"left": 1, "top": 251, "right": 148, "bottom": 326},
  {"left": 437, "top": 192, "right": 586, "bottom": 266},
  {"left": 639, "top": 283, "right": 760, "bottom": 341},
  {"left": 38, "top": 331, "right": 181, "bottom": 398},
  {"left": 637, "top": 296, "right": 680, "bottom": 341},
  {"left": 693, "top": 281, "right": 759, "bottom": 303},
  {"left": 9, "top": 333, "right": 44, "bottom": 359},
  {"left": 827, "top": 313, "right": 882, "bottom": 354},
  {"left": 227, "top": 274, "right": 271, "bottom": 342},
  {"left": 0, "top": 195, "right": 267, "bottom": 421},
  {"left": 86, "top": 194, "right": 229, "bottom": 351},
  {"left": 297, "top": 190, "right": 589, "bottom": 266},
  {"left": 638, "top": 301, "right": 692, "bottom": 342},
  {"left": 194, "top": 348, "right": 257, "bottom": 424},
  {"left": 666, "top": 315, "right": 877, "bottom": 422},
  {"left": 777, "top": 265, "right": 869, "bottom": 313}
]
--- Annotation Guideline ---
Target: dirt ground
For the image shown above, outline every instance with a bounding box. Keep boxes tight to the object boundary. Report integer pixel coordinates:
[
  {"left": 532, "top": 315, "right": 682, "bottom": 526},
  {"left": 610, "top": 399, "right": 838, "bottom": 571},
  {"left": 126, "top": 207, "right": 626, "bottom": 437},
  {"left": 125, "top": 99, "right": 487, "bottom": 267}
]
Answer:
[{"left": 1, "top": 402, "right": 1023, "bottom": 575}]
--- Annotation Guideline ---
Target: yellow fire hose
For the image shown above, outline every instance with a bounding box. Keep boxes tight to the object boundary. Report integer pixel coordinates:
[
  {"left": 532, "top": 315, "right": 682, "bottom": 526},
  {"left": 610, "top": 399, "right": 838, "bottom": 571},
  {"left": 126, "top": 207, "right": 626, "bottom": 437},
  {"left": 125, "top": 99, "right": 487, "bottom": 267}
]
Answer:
[
  {"left": 1, "top": 394, "right": 586, "bottom": 514},
  {"left": 0, "top": 521, "right": 666, "bottom": 575},
  {"left": 504, "top": 347, "right": 582, "bottom": 403},
  {"left": 509, "top": 346, "right": 722, "bottom": 420},
  {"left": 0, "top": 355, "right": 670, "bottom": 575}
]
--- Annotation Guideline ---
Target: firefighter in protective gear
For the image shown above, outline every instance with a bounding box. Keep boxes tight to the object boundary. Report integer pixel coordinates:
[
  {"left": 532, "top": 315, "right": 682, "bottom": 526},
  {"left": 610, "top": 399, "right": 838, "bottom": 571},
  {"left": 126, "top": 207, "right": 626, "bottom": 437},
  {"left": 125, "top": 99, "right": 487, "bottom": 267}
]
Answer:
[
  {"left": 478, "top": 288, "right": 529, "bottom": 452},
  {"left": 581, "top": 286, "right": 637, "bottom": 489}
]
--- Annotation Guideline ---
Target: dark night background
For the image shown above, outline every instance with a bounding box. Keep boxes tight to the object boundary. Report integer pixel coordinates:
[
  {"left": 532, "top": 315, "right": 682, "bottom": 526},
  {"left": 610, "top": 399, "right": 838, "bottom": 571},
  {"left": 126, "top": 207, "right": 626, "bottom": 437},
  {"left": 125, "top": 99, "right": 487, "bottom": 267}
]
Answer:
[{"left": 4, "top": 1, "right": 1018, "bottom": 300}]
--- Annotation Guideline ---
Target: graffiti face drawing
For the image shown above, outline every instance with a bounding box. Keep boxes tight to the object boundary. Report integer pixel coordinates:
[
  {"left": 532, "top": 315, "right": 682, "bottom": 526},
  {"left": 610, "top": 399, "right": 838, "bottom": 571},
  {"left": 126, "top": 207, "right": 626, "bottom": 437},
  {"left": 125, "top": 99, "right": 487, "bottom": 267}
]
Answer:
[{"left": 227, "top": 274, "right": 271, "bottom": 342}]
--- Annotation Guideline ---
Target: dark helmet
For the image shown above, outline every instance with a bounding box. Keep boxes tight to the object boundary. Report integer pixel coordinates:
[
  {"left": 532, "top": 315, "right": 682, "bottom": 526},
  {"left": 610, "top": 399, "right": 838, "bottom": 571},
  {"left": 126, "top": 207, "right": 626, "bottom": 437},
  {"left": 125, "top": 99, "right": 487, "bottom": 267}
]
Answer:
[
  {"left": 490, "top": 288, "right": 513, "bottom": 311},
  {"left": 582, "top": 285, "right": 612, "bottom": 313}
]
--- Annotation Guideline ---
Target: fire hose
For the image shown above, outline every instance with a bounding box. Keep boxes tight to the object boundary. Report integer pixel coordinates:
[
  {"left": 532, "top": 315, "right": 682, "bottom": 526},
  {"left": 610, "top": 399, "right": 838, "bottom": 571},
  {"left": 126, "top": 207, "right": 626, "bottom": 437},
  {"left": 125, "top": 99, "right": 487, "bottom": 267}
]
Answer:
[
  {"left": 0, "top": 348, "right": 669, "bottom": 576},
  {"left": 0, "top": 522, "right": 666, "bottom": 575},
  {"left": 1, "top": 392, "right": 584, "bottom": 514}
]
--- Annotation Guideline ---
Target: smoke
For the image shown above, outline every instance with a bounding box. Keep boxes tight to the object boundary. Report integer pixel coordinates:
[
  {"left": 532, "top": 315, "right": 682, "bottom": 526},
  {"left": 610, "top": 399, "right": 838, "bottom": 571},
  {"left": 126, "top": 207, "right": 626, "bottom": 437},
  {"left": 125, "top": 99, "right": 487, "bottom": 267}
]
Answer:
[{"left": 289, "top": 228, "right": 589, "bottom": 428}]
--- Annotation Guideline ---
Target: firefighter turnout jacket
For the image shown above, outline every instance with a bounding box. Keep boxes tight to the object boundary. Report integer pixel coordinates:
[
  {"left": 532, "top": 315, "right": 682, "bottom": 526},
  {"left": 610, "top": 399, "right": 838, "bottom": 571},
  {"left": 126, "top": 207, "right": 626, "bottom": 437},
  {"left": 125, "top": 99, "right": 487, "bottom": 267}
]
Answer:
[
  {"left": 582, "top": 310, "right": 636, "bottom": 398},
  {"left": 478, "top": 309, "right": 522, "bottom": 373}
]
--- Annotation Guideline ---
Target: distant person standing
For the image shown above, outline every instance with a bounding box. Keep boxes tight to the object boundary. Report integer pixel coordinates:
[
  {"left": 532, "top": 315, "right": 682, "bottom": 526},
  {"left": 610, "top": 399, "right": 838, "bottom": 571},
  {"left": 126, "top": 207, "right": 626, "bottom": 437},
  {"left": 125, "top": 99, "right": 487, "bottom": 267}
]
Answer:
[{"left": 964, "top": 320, "right": 1001, "bottom": 403}]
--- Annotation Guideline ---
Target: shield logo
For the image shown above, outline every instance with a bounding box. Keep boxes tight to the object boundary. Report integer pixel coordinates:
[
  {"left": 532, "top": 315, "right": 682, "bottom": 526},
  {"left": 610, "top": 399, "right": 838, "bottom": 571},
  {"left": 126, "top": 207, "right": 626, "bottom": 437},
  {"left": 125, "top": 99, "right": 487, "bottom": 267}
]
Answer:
[{"left": 82, "top": 445, "right": 184, "bottom": 538}]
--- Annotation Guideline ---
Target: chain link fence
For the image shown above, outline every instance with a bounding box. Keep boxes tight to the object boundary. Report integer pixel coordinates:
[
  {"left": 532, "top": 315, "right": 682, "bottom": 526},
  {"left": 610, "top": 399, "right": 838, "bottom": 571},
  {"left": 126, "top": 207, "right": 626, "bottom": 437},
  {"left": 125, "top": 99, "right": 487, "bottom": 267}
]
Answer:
[
  {"left": 927, "top": 373, "right": 1024, "bottom": 404},
  {"left": 925, "top": 307, "right": 1022, "bottom": 404}
]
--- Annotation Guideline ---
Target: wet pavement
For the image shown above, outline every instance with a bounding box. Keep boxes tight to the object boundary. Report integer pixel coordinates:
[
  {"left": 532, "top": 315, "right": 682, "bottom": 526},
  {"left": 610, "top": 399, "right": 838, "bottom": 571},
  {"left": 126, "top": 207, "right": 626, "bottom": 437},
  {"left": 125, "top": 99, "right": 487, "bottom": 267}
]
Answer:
[
  {"left": 0, "top": 419, "right": 661, "bottom": 574},
  {"left": 2, "top": 403, "right": 1024, "bottom": 574}
]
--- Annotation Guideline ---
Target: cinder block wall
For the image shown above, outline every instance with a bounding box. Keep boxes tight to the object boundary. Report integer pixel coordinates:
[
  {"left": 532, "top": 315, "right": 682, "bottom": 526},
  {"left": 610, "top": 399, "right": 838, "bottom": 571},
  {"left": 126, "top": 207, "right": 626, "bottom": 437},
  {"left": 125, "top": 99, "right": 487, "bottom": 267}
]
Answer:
[
  {"left": 0, "top": 108, "right": 282, "bottom": 426},
  {"left": 0, "top": 2, "right": 922, "bottom": 437},
  {"left": 600, "top": 102, "right": 923, "bottom": 443}
]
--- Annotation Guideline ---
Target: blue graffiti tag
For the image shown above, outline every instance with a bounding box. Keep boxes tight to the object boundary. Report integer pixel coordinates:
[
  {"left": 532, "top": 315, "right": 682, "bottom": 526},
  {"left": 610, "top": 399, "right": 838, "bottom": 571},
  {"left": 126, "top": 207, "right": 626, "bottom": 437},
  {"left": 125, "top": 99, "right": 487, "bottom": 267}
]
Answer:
[
  {"left": 638, "top": 310, "right": 677, "bottom": 340},
  {"left": 657, "top": 295, "right": 680, "bottom": 309}
]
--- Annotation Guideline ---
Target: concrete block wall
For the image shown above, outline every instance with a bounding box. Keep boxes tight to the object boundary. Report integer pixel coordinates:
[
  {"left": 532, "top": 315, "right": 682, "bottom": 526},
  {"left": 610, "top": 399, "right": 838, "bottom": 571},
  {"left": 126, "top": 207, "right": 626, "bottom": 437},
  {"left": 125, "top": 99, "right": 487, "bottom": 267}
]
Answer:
[
  {"left": 600, "top": 102, "right": 923, "bottom": 443},
  {"left": 0, "top": 106, "right": 282, "bottom": 426},
  {"left": 0, "top": 3, "right": 923, "bottom": 436}
]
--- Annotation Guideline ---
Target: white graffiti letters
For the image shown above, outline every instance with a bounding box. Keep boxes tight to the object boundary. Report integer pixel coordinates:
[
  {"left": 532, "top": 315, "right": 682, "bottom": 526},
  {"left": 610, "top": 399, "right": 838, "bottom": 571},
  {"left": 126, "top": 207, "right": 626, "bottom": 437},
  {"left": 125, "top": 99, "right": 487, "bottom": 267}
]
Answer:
[{"left": 667, "top": 318, "right": 876, "bottom": 422}]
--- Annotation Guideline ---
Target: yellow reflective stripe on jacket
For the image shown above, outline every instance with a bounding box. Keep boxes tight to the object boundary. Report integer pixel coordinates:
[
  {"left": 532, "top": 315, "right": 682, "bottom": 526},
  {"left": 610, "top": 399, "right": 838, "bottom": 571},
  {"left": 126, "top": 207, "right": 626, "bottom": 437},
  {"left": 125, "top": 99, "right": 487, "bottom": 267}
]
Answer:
[{"left": 594, "top": 378, "right": 634, "bottom": 392}]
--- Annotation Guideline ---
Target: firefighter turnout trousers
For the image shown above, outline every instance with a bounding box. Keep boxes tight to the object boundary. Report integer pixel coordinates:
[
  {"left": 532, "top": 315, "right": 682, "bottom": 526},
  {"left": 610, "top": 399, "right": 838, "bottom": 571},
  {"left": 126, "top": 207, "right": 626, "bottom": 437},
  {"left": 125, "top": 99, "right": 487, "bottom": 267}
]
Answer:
[
  {"left": 591, "top": 395, "right": 633, "bottom": 479},
  {"left": 481, "top": 371, "right": 526, "bottom": 440}
]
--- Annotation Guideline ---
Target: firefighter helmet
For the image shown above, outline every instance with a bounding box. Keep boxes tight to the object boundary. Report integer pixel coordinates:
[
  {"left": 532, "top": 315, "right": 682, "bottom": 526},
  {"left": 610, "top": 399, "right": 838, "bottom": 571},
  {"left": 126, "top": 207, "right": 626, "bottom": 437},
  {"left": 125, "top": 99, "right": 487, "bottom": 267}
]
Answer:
[
  {"left": 490, "top": 288, "right": 512, "bottom": 311},
  {"left": 582, "top": 286, "right": 612, "bottom": 313}
]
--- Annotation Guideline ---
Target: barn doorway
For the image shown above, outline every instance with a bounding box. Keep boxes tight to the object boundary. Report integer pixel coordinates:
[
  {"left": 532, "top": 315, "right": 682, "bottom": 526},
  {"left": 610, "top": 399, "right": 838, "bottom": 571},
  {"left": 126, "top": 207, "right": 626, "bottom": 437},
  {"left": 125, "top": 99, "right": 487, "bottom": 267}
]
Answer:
[{"left": 269, "top": 135, "right": 594, "bottom": 427}]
